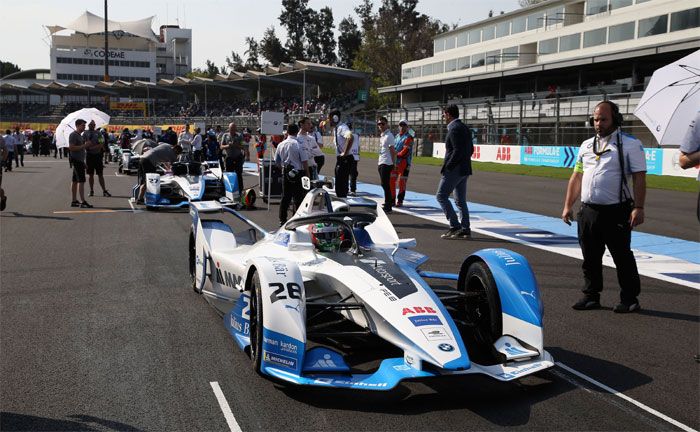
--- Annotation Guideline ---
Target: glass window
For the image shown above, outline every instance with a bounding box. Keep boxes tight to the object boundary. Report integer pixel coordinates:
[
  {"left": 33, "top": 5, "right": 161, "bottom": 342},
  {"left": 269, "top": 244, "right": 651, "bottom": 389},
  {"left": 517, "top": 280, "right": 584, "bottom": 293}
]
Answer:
[
  {"left": 586, "top": 0, "right": 608, "bottom": 15},
  {"left": 636, "top": 0, "right": 651, "bottom": 2},
  {"left": 610, "top": 0, "right": 632, "bottom": 10},
  {"left": 445, "top": 36, "right": 456, "bottom": 50},
  {"left": 583, "top": 28, "right": 607, "bottom": 47},
  {"left": 457, "top": 31, "right": 468, "bottom": 47},
  {"left": 539, "top": 38, "right": 558, "bottom": 54},
  {"left": 512, "top": 16, "right": 526, "bottom": 34},
  {"left": 445, "top": 59, "right": 457, "bottom": 72},
  {"left": 527, "top": 12, "right": 544, "bottom": 30},
  {"left": 468, "top": 28, "right": 481, "bottom": 44},
  {"left": 482, "top": 26, "right": 495, "bottom": 41},
  {"left": 545, "top": 6, "right": 564, "bottom": 26},
  {"left": 402, "top": 68, "right": 412, "bottom": 80},
  {"left": 608, "top": 21, "right": 635, "bottom": 42},
  {"left": 432, "top": 61, "right": 444, "bottom": 74},
  {"left": 411, "top": 67, "right": 421, "bottom": 78},
  {"left": 496, "top": 21, "right": 510, "bottom": 38},
  {"left": 638, "top": 14, "right": 668, "bottom": 37},
  {"left": 458, "top": 56, "right": 470, "bottom": 70},
  {"left": 502, "top": 46, "right": 518, "bottom": 61},
  {"left": 471, "top": 53, "right": 485, "bottom": 68},
  {"left": 434, "top": 38, "right": 445, "bottom": 53},
  {"left": 559, "top": 33, "right": 581, "bottom": 51},
  {"left": 422, "top": 64, "right": 433, "bottom": 76},
  {"left": 671, "top": 8, "right": 700, "bottom": 32},
  {"left": 485, "top": 50, "right": 500, "bottom": 65}
]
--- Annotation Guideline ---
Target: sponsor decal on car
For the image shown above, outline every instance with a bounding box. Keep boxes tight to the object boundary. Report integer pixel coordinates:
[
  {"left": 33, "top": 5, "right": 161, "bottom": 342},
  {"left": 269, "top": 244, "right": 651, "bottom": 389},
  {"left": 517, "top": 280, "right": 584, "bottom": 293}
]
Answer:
[
  {"left": 379, "top": 288, "right": 398, "bottom": 302},
  {"left": 229, "top": 314, "right": 249, "bottom": 335},
  {"left": 215, "top": 266, "right": 243, "bottom": 289},
  {"left": 497, "top": 362, "right": 544, "bottom": 379},
  {"left": 263, "top": 351, "right": 297, "bottom": 370},
  {"left": 408, "top": 315, "right": 442, "bottom": 327},
  {"left": 438, "top": 343, "right": 454, "bottom": 352},
  {"left": 420, "top": 327, "right": 451, "bottom": 341},
  {"left": 402, "top": 306, "right": 437, "bottom": 315},
  {"left": 312, "top": 378, "right": 389, "bottom": 388},
  {"left": 273, "top": 233, "right": 290, "bottom": 247}
]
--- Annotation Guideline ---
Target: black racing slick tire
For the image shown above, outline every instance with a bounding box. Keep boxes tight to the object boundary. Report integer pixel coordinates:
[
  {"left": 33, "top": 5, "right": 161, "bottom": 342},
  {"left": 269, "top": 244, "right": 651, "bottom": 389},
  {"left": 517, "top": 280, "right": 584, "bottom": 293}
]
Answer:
[
  {"left": 462, "top": 260, "right": 503, "bottom": 363},
  {"left": 249, "top": 271, "right": 264, "bottom": 374},
  {"left": 189, "top": 231, "right": 198, "bottom": 293}
]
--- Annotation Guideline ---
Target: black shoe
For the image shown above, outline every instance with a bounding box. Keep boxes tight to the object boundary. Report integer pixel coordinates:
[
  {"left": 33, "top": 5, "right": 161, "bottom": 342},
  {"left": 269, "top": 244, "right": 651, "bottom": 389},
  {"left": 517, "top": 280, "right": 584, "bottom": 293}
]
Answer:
[
  {"left": 80, "top": 201, "right": 93, "bottom": 208},
  {"left": 572, "top": 297, "right": 601, "bottom": 310},
  {"left": 441, "top": 227, "right": 461, "bottom": 239},
  {"left": 103, "top": 190, "right": 112, "bottom": 197},
  {"left": 382, "top": 207, "right": 392, "bottom": 213},
  {"left": 0, "top": 196, "right": 6, "bottom": 211},
  {"left": 71, "top": 200, "right": 80, "bottom": 207},
  {"left": 89, "top": 190, "right": 94, "bottom": 197},
  {"left": 613, "top": 301, "right": 640, "bottom": 313},
  {"left": 454, "top": 228, "right": 471, "bottom": 239}
]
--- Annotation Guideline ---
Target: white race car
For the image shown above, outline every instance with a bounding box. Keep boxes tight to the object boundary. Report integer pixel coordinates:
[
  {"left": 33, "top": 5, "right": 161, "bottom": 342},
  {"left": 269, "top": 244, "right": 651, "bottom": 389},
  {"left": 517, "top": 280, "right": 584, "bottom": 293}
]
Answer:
[{"left": 188, "top": 180, "right": 553, "bottom": 390}]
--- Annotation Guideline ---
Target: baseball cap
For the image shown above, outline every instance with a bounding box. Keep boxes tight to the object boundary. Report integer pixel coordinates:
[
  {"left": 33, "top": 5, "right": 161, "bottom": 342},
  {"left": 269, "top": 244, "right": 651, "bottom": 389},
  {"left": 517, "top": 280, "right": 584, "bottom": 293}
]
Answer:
[{"left": 399, "top": 119, "right": 408, "bottom": 126}]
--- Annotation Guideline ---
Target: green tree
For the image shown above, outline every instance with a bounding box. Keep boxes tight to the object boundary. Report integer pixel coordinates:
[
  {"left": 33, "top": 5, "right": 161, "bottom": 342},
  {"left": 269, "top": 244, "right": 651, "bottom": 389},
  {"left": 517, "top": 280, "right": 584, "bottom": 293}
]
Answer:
[
  {"left": 0, "top": 61, "right": 21, "bottom": 78},
  {"left": 305, "top": 9, "right": 323, "bottom": 62},
  {"left": 337, "top": 16, "right": 362, "bottom": 69},
  {"left": 244, "top": 37, "right": 262, "bottom": 70},
  {"left": 305, "top": 7, "right": 336, "bottom": 64},
  {"left": 260, "top": 26, "right": 290, "bottom": 65},
  {"left": 205, "top": 59, "right": 221, "bottom": 78},
  {"left": 279, "top": 0, "right": 310, "bottom": 61},
  {"left": 225, "top": 51, "right": 246, "bottom": 73}
]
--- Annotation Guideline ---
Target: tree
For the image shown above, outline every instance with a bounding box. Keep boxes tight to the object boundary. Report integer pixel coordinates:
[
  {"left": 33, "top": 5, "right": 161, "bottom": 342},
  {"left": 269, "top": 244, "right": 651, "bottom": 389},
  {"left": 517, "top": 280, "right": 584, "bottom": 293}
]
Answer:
[
  {"left": 0, "top": 61, "right": 21, "bottom": 78},
  {"left": 305, "top": 9, "right": 323, "bottom": 63},
  {"left": 205, "top": 59, "right": 222, "bottom": 78},
  {"left": 260, "top": 26, "right": 290, "bottom": 65},
  {"left": 244, "top": 37, "right": 262, "bottom": 71},
  {"left": 306, "top": 7, "right": 336, "bottom": 64},
  {"left": 278, "top": 0, "right": 310, "bottom": 61},
  {"left": 337, "top": 17, "right": 362, "bottom": 69},
  {"left": 225, "top": 51, "right": 245, "bottom": 73}
]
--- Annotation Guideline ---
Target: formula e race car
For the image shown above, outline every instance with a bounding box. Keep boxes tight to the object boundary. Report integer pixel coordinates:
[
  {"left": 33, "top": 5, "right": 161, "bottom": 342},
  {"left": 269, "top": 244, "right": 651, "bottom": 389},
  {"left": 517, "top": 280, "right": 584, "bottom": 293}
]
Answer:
[
  {"left": 133, "top": 160, "right": 239, "bottom": 210},
  {"left": 188, "top": 180, "right": 553, "bottom": 391}
]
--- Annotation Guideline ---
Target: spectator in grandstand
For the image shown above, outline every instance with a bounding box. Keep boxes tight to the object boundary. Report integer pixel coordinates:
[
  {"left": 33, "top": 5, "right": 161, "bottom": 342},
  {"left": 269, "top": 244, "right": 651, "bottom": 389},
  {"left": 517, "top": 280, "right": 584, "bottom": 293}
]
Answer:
[
  {"left": 562, "top": 100, "right": 646, "bottom": 313},
  {"left": 348, "top": 123, "right": 360, "bottom": 196},
  {"left": 178, "top": 123, "right": 193, "bottom": 156},
  {"left": 392, "top": 119, "right": 414, "bottom": 207},
  {"left": 254, "top": 128, "right": 267, "bottom": 162},
  {"left": 192, "top": 127, "right": 203, "bottom": 162},
  {"left": 220, "top": 123, "right": 245, "bottom": 192},
  {"left": 275, "top": 123, "right": 309, "bottom": 226},
  {"left": 329, "top": 110, "right": 354, "bottom": 198},
  {"left": 376, "top": 117, "right": 396, "bottom": 213},
  {"left": 312, "top": 124, "right": 325, "bottom": 173},
  {"left": 297, "top": 117, "right": 319, "bottom": 180},
  {"left": 436, "top": 105, "right": 473, "bottom": 240},
  {"left": 13, "top": 128, "right": 26, "bottom": 168},
  {"left": 678, "top": 110, "right": 700, "bottom": 221},
  {"left": 3, "top": 130, "right": 15, "bottom": 172},
  {"left": 84, "top": 121, "right": 111, "bottom": 198},
  {"left": 0, "top": 134, "right": 7, "bottom": 211},
  {"left": 136, "top": 143, "right": 183, "bottom": 204},
  {"left": 68, "top": 119, "right": 92, "bottom": 208},
  {"left": 119, "top": 128, "right": 133, "bottom": 150}
]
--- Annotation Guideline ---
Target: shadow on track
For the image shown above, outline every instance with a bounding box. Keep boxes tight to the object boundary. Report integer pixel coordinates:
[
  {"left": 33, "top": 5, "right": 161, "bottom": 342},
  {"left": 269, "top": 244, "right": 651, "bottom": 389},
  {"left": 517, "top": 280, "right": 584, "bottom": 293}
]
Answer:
[
  {"left": 637, "top": 309, "right": 700, "bottom": 323},
  {"left": 1, "top": 212, "right": 72, "bottom": 221},
  {"left": 0, "top": 412, "right": 143, "bottom": 432}
]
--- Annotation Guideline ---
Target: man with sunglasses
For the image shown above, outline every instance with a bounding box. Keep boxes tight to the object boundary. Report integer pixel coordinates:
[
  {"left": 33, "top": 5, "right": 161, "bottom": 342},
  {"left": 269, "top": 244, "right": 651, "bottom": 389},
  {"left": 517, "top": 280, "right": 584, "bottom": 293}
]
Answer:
[{"left": 376, "top": 117, "right": 396, "bottom": 213}]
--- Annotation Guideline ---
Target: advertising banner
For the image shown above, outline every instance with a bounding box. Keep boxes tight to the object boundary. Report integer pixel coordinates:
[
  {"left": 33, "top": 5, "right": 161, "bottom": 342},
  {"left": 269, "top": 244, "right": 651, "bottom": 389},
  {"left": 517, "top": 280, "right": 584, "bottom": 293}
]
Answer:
[
  {"left": 110, "top": 102, "right": 146, "bottom": 111},
  {"left": 521, "top": 146, "right": 578, "bottom": 168},
  {"left": 643, "top": 148, "right": 663, "bottom": 176},
  {"left": 661, "top": 149, "right": 700, "bottom": 178}
]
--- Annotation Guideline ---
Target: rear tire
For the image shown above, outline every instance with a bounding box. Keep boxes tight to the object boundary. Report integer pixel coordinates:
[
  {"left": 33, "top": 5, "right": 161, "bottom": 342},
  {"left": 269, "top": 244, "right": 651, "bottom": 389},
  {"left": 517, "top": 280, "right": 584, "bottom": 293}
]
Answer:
[
  {"left": 189, "top": 231, "right": 198, "bottom": 293},
  {"left": 249, "top": 271, "right": 264, "bottom": 374},
  {"left": 462, "top": 260, "right": 503, "bottom": 363}
]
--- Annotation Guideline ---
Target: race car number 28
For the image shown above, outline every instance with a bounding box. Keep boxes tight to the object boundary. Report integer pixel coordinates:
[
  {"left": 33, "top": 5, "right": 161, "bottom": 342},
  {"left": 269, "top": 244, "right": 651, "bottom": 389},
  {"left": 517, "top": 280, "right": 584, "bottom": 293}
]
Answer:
[{"left": 269, "top": 282, "right": 301, "bottom": 303}]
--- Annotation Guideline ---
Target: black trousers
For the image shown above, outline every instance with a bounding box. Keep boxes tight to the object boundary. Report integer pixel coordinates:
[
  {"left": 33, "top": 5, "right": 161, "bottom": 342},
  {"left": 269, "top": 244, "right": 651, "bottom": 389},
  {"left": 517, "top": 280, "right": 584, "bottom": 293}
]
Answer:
[
  {"left": 225, "top": 154, "right": 244, "bottom": 193},
  {"left": 279, "top": 175, "right": 305, "bottom": 224},
  {"left": 314, "top": 155, "right": 325, "bottom": 174},
  {"left": 378, "top": 164, "right": 394, "bottom": 211},
  {"left": 577, "top": 202, "right": 640, "bottom": 303},
  {"left": 334, "top": 156, "right": 352, "bottom": 198},
  {"left": 349, "top": 159, "right": 359, "bottom": 193},
  {"left": 15, "top": 146, "right": 25, "bottom": 167}
]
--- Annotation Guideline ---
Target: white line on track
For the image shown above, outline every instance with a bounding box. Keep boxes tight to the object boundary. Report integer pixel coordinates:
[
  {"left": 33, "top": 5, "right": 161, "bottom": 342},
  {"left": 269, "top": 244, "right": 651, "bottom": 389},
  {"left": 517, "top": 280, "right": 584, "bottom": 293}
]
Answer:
[
  {"left": 556, "top": 362, "right": 697, "bottom": 432},
  {"left": 210, "top": 381, "right": 242, "bottom": 432}
]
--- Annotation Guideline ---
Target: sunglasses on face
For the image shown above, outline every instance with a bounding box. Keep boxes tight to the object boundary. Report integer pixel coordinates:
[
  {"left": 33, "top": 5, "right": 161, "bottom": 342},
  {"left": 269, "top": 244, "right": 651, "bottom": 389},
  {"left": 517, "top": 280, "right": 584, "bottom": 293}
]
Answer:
[{"left": 377, "top": 122, "right": 385, "bottom": 126}]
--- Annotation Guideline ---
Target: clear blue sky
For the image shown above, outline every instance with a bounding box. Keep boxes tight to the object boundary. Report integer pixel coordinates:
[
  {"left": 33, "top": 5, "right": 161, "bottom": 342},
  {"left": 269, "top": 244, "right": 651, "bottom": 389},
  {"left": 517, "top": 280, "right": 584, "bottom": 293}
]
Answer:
[{"left": 1, "top": 0, "right": 520, "bottom": 72}]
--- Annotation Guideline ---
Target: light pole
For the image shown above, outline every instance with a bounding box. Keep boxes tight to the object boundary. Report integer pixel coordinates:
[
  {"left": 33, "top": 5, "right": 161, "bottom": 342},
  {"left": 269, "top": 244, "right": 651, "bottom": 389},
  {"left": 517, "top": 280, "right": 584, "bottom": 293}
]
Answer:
[{"left": 104, "top": 0, "right": 109, "bottom": 82}]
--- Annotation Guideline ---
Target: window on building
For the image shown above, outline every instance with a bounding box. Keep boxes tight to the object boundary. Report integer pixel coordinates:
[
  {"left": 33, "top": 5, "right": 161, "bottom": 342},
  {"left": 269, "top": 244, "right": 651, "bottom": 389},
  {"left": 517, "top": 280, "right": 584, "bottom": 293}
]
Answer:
[
  {"left": 402, "top": 68, "right": 412, "bottom": 80},
  {"left": 502, "top": 46, "right": 518, "bottom": 61},
  {"left": 434, "top": 38, "right": 445, "bottom": 54},
  {"left": 422, "top": 64, "right": 433, "bottom": 76},
  {"left": 457, "top": 31, "right": 468, "bottom": 47},
  {"left": 468, "top": 28, "right": 481, "bottom": 44},
  {"left": 527, "top": 12, "right": 544, "bottom": 30},
  {"left": 471, "top": 53, "right": 485, "bottom": 67},
  {"left": 512, "top": 16, "right": 526, "bottom": 34},
  {"left": 545, "top": 6, "right": 564, "bottom": 26},
  {"left": 559, "top": 33, "right": 581, "bottom": 51},
  {"left": 671, "top": 7, "right": 700, "bottom": 32},
  {"left": 445, "top": 59, "right": 457, "bottom": 72},
  {"left": 458, "top": 56, "right": 470, "bottom": 70},
  {"left": 432, "top": 61, "right": 444, "bottom": 74},
  {"left": 583, "top": 28, "right": 607, "bottom": 47},
  {"left": 608, "top": 21, "right": 635, "bottom": 42},
  {"left": 411, "top": 67, "right": 421, "bottom": 78},
  {"left": 482, "top": 26, "right": 495, "bottom": 41},
  {"left": 485, "top": 50, "right": 501, "bottom": 64},
  {"left": 586, "top": 0, "right": 608, "bottom": 15},
  {"left": 496, "top": 21, "right": 510, "bottom": 38},
  {"left": 539, "top": 38, "right": 558, "bottom": 54},
  {"left": 445, "top": 36, "right": 456, "bottom": 50},
  {"left": 610, "top": 0, "right": 633, "bottom": 10},
  {"left": 638, "top": 14, "right": 668, "bottom": 37}
]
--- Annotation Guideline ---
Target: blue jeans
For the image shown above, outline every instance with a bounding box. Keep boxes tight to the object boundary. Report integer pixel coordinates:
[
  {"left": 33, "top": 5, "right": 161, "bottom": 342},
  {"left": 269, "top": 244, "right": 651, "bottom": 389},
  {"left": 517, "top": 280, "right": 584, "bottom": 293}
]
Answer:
[{"left": 436, "top": 170, "right": 470, "bottom": 230}]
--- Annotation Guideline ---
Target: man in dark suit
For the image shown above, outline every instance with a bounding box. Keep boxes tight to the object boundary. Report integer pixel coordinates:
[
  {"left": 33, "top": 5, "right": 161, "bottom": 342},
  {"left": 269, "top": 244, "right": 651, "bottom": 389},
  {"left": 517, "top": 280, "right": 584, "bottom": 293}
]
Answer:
[{"left": 436, "top": 104, "right": 473, "bottom": 239}]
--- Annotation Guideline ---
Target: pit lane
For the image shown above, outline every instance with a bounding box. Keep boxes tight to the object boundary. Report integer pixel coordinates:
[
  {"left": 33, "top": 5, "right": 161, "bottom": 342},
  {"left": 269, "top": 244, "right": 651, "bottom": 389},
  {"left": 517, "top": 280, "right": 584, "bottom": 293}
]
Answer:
[{"left": 1, "top": 157, "right": 697, "bottom": 431}]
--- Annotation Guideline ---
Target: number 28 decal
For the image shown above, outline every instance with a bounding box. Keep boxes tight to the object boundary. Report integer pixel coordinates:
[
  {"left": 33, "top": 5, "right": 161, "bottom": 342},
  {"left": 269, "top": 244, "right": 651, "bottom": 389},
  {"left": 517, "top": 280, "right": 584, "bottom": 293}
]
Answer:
[{"left": 269, "top": 282, "right": 301, "bottom": 303}]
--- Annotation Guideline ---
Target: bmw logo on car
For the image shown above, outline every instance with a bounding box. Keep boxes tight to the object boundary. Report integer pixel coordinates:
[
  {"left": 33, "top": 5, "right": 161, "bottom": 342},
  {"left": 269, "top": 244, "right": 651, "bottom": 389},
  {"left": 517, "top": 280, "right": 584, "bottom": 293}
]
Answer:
[{"left": 438, "top": 343, "right": 454, "bottom": 352}]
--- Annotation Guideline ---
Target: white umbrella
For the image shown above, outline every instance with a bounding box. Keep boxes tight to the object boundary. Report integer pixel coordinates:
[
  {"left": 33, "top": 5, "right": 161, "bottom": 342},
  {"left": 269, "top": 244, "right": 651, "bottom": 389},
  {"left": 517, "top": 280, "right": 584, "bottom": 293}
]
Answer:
[
  {"left": 55, "top": 107, "right": 110, "bottom": 148},
  {"left": 634, "top": 49, "right": 700, "bottom": 146}
]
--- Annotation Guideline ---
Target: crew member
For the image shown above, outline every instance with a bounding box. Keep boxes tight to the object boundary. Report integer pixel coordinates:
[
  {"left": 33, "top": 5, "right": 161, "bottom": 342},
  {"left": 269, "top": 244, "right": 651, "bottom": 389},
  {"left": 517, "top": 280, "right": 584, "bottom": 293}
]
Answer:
[
  {"left": 329, "top": 110, "right": 353, "bottom": 198},
  {"left": 136, "top": 143, "right": 183, "bottom": 204},
  {"left": 84, "top": 120, "right": 110, "bottom": 197},
  {"left": 392, "top": 119, "right": 414, "bottom": 207},
  {"left": 275, "top": 124, "right": 309, "bottom": 226},
  {"left": 220, "top": 122, "right": 244, "bottom": 193}
]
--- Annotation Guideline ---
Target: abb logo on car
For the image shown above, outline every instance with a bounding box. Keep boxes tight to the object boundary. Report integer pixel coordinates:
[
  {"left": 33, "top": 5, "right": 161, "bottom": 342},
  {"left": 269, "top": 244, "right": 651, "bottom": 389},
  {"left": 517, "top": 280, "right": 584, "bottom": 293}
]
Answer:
[
  {"left": 402, "top": 306, "right": 437, "bottom": 315},
  {"left": 472, "top": 146, "right": 481, "bottom": 160},
  {"left": 496, "top": 146, "right": 511, "bottom": 161}
]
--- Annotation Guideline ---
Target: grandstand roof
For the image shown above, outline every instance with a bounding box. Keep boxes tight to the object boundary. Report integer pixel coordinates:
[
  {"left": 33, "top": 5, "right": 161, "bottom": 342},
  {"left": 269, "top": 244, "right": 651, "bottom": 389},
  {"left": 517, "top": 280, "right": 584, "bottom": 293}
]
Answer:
[{"left": 45, "top": 11, "right": 157, "bottom": 42}]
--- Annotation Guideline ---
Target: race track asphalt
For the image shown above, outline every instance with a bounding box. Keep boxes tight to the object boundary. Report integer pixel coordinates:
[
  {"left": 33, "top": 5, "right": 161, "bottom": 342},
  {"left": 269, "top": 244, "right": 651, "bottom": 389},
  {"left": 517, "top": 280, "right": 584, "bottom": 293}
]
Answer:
[{"left": 1, "top": 155, "right": 697, "bottom": 432}]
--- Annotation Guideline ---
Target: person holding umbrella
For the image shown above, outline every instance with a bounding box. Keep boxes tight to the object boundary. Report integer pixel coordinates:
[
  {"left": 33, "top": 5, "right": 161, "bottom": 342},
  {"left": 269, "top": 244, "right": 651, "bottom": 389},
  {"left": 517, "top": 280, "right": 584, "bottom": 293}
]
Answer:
[{"left": 68, "top": 119, "right": 92, "bottom": 208}]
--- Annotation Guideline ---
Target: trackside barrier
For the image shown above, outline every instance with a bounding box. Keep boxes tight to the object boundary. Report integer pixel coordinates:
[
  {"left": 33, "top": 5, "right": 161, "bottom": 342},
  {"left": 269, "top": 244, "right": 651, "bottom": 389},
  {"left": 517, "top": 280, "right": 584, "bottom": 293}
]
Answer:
[{"left": 432, "top": 143, "right": 699, "bottom": 178}]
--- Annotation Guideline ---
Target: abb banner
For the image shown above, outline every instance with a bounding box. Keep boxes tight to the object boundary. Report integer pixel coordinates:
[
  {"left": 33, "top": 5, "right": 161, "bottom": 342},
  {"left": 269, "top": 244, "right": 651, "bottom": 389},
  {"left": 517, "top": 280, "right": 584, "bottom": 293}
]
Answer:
[{"left": 470, "top": 145, "right": 520, "bottom": 165}]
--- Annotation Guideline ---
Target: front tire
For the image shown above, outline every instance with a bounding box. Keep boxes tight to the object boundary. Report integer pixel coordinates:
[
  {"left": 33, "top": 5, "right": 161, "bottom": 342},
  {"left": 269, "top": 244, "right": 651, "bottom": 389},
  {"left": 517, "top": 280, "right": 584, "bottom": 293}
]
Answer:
[
  {"left": 189, "top": 231, "right": 198, "bottom": 293},
  {"left": 249, "top": 271, "right": 264, "bottom": 374},
  {"left": 462, "top": 260, "right": 503, "bottom": 363}
]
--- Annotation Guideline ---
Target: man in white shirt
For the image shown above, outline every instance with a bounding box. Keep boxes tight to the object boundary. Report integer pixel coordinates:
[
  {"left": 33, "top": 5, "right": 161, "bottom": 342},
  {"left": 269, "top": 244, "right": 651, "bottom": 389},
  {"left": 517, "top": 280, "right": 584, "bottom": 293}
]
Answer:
[
  {"left": 312, "top": 124, "right": 325, "bottom": 173},
  {"left": 12, "top": 128, "right": 26, "bottom": 167},
  {"left": 376, "top": 117, "right": 396, "bottom": 213},
  {"left": 275, "top": 124, "right": 309, "bottom": 225},
  {"left": 178, "top": 123, "right": 193, "bottom": 155},
  {"left": 297, "top": 117, "right": 322, "bottom": 180},
  {"left": 348, "top": 124, "right": 360, "bottom": 196},
  {"left": 3, "top": 130, "right": 16, "bottom": 172},
  {"left": 192, "top": 127, "right": 203, "bottom": 161},
  {"left": 329, "top": 110, "right": 353, "bottom": 198}
]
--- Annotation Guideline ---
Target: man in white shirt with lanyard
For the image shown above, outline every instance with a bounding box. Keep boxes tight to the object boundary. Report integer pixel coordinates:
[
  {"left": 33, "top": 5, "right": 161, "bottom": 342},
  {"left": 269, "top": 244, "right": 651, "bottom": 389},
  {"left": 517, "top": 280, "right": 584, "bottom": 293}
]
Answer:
[
  {"left": 376, "top": 116, "right": 396, "bottom": 213},
  {"left": 328, "top": 110, "right": 353, "bottom": 198},
  {"left": 297, "top": 117, "right": 320, "bottom": 180},
  {"left": 178, "top": 123, "right": 193, "bottom": 156},
  {"left": 562, "top": 100, "right": 647, "bottom": 313},
  {"left": 275, "top": 124, "right": 309, "bottom": 226}
]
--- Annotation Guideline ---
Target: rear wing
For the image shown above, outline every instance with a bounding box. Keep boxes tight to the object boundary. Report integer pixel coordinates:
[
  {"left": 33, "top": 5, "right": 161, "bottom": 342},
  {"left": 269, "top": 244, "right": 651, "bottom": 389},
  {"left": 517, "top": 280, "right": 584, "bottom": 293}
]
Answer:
[{"left": 190, "top": 200, "right": 269, "bottom": 237}]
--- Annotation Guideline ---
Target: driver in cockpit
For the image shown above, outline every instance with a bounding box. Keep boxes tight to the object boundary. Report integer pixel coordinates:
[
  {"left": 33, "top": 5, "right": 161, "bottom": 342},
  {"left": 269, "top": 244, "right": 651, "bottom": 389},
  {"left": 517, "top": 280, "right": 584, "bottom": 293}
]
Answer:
[{"left": 308, "top": 222, "right": 344, "bottom": 253}]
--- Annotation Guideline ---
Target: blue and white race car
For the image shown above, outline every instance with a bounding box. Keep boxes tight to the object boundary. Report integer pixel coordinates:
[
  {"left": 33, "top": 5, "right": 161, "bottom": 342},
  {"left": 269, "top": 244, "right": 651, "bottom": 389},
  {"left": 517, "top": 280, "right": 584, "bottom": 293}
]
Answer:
[{"left": 188, "top": 180, "right": 553, "bottom": 390}]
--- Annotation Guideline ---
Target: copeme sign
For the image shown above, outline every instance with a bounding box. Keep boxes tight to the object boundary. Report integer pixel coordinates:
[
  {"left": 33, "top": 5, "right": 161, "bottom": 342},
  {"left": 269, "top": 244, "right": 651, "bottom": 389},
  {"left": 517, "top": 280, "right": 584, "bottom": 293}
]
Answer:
[{"left": 82, "top": 49, "right": 126, "bottom": 59}]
